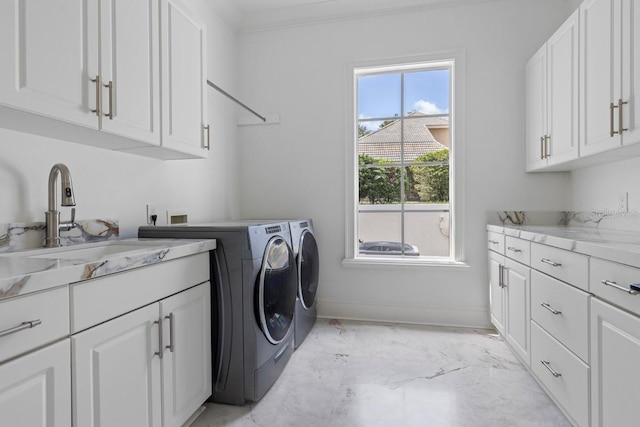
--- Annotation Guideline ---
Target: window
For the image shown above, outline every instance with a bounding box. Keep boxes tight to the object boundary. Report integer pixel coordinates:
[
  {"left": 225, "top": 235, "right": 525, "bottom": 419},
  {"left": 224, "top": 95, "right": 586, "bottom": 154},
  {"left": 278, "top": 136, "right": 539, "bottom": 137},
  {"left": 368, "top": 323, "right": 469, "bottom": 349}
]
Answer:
[{"left": 347, "top": 57, "right": 463, "bottom": 263}]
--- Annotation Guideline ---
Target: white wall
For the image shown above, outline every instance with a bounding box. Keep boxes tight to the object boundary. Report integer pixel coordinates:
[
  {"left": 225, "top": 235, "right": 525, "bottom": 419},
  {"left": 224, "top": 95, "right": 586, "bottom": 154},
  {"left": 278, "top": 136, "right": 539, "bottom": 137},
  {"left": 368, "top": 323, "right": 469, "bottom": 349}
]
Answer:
[
  {"left": 237, "top": 0, "right": 575, "bottom": 327},
  {"left": 0, "top": 1, "right": 240, "bottom": 238},
  {"left": 570, "top": 157, "right": 640, "bottom": 232}
]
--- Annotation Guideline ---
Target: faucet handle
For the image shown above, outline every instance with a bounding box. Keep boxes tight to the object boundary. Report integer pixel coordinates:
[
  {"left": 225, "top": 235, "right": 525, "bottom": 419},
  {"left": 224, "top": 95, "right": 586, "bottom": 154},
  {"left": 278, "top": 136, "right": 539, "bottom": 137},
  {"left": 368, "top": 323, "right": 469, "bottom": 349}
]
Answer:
[{"left": 70, "top": 207, "right": 76, "bottom": 224}]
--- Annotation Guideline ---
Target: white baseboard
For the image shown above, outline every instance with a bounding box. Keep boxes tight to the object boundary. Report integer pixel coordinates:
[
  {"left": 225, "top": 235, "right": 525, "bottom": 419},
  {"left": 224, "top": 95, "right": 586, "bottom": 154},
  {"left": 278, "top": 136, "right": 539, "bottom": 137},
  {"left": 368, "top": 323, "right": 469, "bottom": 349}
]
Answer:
[{"left": 316, "top": 299, "right": 492, "bottom": 329}]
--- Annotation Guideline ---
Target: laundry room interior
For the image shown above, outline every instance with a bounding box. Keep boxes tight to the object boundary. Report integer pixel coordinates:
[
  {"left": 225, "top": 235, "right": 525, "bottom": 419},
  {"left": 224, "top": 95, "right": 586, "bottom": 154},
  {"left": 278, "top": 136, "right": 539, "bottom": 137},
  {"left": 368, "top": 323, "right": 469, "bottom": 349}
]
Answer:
[{"left": 1, "top": 0, "right": 640, "bottom": 426}]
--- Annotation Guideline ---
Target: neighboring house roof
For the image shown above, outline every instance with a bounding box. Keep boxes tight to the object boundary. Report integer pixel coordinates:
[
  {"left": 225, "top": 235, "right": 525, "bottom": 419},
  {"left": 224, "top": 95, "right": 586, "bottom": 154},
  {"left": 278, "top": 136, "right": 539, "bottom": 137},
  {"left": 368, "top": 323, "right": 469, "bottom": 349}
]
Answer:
[{"left": 358, "top": 112, "right": 448, "bottom": 163}]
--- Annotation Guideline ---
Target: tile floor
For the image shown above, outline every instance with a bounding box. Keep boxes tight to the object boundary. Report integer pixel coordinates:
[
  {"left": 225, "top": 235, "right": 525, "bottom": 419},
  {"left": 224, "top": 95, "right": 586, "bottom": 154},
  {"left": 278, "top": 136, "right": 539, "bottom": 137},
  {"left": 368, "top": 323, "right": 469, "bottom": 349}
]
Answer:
[{"left": 191, "top": 319, "right": 572, "bottom": 427}]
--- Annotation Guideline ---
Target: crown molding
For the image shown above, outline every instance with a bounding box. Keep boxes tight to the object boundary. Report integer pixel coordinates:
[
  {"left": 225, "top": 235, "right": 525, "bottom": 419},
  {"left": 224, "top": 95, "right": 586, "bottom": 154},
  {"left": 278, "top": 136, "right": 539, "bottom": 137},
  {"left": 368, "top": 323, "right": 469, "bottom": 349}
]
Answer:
[{"left": 207, "top": 0, "right": 502, "bottom": 34}]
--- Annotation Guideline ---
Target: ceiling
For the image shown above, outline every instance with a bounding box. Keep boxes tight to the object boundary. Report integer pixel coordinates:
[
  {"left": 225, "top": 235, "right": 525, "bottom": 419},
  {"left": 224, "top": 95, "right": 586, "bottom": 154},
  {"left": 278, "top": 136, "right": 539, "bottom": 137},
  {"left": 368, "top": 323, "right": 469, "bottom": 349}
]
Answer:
[{"left": 206, "top": 0, "right": 492, "bottom": 33}]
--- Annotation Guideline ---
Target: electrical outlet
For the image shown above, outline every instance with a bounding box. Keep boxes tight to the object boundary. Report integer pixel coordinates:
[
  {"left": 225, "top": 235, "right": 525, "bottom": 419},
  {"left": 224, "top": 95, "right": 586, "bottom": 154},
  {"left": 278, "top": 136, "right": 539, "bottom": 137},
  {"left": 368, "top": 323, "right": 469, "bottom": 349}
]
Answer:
[
  {"left": 617, "top": 192, "right": 628, "bottom": 213},
  {"left": 146, "top": 204, "right": 158, "bottom": 225}
]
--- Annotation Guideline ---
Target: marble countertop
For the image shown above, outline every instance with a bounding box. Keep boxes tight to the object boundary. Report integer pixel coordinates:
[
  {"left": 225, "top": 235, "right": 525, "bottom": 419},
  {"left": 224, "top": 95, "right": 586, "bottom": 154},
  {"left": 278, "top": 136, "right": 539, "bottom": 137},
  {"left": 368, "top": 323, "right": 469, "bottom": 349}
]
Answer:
[
  {"left": 487, "top": 224, "right": 640, "bottom": 268},
  {"left": 0, "top": 238, "right": 216, "bottom": 302}
]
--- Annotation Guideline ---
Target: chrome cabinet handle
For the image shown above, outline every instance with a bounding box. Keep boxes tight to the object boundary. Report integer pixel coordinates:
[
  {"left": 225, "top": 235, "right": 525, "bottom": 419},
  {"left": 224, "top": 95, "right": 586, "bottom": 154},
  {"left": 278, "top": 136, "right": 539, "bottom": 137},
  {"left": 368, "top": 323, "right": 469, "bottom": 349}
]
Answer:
[
  {"left": 618, "top": 98, "right": 628, "bottom": 135},
  {"left": 601, "top": 280, "right": 639, "bottom": 295},
  {"left": 610, "top": 102, "right": 617, "bottom": 137},
  {"left": 90, "top": 75, "right": 101, "bottom": 117},
  {"left": 488, "top": 240, "right": 499, "bottom": 245},
  {"left": 540, "top": 136, "right": 545, "bottom": 160},
  {"left": 165, "top": 313, "right": 175, "bottom": 353},
  {"left": 541, "top": 303, "right": 562, "bottom": 315},
  {"left": 499, "top": 265, "right": 507, "bottom": 288},
  {"left": 204, "top": 125, "right": 211, "bottom": 150},
  {"left": 541, "top": 258, "right": 562, "bottom": 267},
  {"left": 507, "top": 246, "right": 522, "bottom": 253},
  {"left": 103, "top": 80, "right": 113, "bottom": 119},
  {"left": 544, "top": 135, "right": 550, "bottom": 158},
  {"left": 540, "top": 360, "right": 562, "bottom": 377},
  {"left": 0, "top": 319, "right": 42, "bottom": 339},
  {"left": 154, "top": 318, "right": 163, "bottom": 359}
]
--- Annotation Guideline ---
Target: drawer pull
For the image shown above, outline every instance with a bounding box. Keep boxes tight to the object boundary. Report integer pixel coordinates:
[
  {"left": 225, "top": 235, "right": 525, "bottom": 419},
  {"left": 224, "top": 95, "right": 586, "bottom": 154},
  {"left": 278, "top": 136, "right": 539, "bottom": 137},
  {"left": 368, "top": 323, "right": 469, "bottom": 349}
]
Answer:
[
  {"left": 540, "top": 303, "right": 562, "bottom": 315},
  {"left": 507, "top": 246, "right": 522, "bottom": 253},
  {"left": 541, "top": 258, "right": 562, "bottom": 267},
  {"left": 540, "top": 360, "right": 562, "bottom": 378},
  {"left": 0, "top": 319, "right": 42, "bottom": 339},
  {"left": 601, "top": 280, "right": 639, "bottom": 295},
  {"left": 488, "top": 240, "right": 499, "bottom": 245}
]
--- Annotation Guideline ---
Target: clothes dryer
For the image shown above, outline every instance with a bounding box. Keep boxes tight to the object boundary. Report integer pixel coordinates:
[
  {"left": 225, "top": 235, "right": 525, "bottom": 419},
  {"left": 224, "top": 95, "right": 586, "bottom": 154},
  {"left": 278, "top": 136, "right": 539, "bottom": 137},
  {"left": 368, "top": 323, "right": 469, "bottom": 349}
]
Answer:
[
  {"left": 139, "top": 220, "right": 297, "bottom": 404},
  {"left": 289, "top": 219, "right": 319, "bottom": 349}
]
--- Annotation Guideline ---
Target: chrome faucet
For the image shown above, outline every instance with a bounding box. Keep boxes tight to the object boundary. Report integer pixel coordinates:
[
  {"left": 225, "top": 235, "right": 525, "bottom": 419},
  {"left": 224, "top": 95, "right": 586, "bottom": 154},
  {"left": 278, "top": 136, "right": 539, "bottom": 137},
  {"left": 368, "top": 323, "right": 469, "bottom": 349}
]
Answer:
[{"left": 45, "top": 163, "right": 78, "bottom": 248}]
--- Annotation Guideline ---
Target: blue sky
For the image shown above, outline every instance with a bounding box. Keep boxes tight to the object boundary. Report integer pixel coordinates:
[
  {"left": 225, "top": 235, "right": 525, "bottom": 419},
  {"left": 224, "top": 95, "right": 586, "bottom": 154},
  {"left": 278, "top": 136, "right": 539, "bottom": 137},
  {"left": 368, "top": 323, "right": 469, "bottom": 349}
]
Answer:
[{"left": 357, "top": 69, "right": 450, "bottom": 131}]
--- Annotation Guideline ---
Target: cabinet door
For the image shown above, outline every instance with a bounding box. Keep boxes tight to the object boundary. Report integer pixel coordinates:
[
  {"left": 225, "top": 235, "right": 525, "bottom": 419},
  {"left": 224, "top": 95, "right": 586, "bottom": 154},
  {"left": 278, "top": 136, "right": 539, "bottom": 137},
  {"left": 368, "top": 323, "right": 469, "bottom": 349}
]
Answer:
[
  {"left": 546, "top": 9, "right": 579, "bottom": 166},
  {"left": 98, "top": 0, "right": 161, "bottom": 145},
  {"left": 580, "top": 0, "right": 622, "bottom": 156},
  {"left": 160, "top": 283, "right": 212, "bottom": 427},
  {"left": 0, "top": 0, "right": 96, "bottom": 128},
  {"left": 621, "top": 0, "right": 640, "bottom": 146},
  {"left": 591, "top": 298, "right": 640, "bottom": 427},
  {"left": 525, "top": 44, "right": 548, "bottom": 171},
  {"left": 0, "top": 339, "right": 71, "bottom": 427},
  {"left": 72, "top": 303, "right": 162, "bottom": 427},
  {"left": 505, "top": 259, "right": 530, "bottom": 366},
  {"left": 489, "top": 251, "right": 505, "bottom": 336},
  {"left": 160, "top": 0, "right": 208, "bottom": 158}
]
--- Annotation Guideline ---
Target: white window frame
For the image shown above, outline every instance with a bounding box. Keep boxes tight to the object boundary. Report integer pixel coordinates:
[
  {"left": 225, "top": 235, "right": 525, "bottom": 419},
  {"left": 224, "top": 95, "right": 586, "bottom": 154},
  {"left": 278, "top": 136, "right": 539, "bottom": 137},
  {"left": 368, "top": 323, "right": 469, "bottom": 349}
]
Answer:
[{"left": 343, "top": 51, "right": 467, "bottom": 267}]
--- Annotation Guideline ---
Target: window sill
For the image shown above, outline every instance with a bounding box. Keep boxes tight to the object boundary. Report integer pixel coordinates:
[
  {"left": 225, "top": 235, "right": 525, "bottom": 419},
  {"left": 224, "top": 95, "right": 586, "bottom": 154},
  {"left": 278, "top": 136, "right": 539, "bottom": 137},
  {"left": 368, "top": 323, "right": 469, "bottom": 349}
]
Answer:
[{"left": 342, "top": 257, "right": 469, "bottom": 269}]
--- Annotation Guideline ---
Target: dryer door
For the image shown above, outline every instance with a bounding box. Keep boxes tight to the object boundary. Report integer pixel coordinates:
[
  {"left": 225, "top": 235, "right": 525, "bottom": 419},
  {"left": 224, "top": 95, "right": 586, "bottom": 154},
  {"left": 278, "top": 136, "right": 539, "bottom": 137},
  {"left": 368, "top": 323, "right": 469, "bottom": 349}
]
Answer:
[
  {"left": 298, "top": 229, "right": 319, "bottom": 310},
  {"left": 256, "top": 236, "right": 297, "bottom": 344}
]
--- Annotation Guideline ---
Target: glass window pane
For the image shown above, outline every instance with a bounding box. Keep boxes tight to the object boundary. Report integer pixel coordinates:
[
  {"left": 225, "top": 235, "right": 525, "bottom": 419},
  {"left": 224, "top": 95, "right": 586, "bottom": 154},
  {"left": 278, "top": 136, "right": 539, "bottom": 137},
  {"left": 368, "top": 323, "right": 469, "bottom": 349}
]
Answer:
[
  {"left": 403, "top": 210, "right": 450, "bottom": 257},
  {"left": 404, "top": 69, "right": 450, "bottom": 116},
  {"left": 357, "top": 73, "right": 401, "bottom": 120},
  {"left": 357, "top": 165, "right": 402, "bottom": 205},
  {"left": 407, "top": 162, "right": 449, "bottom": 203},
  {"left": 357, "top": 211, "right": 406, "bottom": 256}
]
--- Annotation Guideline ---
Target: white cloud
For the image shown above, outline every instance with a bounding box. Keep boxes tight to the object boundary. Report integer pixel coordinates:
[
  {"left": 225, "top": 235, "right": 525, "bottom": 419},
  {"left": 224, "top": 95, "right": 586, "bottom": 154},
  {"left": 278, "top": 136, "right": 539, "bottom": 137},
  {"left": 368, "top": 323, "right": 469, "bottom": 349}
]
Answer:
[{"left": 413, "top": 100, "right": 448, "bottom": 115}]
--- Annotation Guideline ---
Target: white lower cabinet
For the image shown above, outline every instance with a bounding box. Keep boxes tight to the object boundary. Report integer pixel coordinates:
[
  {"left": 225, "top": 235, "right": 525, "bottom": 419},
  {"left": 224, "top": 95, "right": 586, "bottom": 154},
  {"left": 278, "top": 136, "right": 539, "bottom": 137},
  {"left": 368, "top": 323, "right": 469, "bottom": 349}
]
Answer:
[
  {"left": 0, "top": 339, "right": 71, "bottom": 427},
  {"left": 505, "top": 258, "right": 531, "bottom": 366},
  {"left": 72, "top": 282, "right": 211, "bottom": 427},
  {"left": 531, "top": 322, "right": 590, "bottom": 427},
  {"left": 489, "top": 250, "right": 506, "bottom": 336},
  {"left": 590, "top": 298, "right": 640, "bottom": 427},
  {"left": 161, "top": 283, "right": 212, "bottom": 427}
]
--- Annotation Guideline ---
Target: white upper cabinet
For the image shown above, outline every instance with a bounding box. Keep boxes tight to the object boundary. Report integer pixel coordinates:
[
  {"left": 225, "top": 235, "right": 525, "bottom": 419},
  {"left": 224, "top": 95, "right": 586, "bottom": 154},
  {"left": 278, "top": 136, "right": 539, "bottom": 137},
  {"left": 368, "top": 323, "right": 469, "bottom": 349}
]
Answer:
[
  {"left": 0, "top": 0, "right": 95, "bottom": 128},
  {"left": 0, "top": 0, "right": 207, "bottom": 159},
  {"left": 581, "top": 0, "right": 640, "bottom": 156},
  {"left": 91, "top": 0, "right": 161, "bottom": 145},
  {"left": 160, "top": 0, "right": 209, "bottom": 157},
  {"left": 526, "top": 9, "right": 579, "bottom": 171}
]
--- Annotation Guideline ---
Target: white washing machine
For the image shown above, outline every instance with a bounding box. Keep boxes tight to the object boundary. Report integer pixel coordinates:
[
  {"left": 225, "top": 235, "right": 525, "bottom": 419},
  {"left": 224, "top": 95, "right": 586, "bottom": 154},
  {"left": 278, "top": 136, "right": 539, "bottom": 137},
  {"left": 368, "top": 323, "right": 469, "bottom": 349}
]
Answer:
[
  {"left": 289, "top": 219, "right": 319, "bottom": 349},
  {"left": 139, "top": 220, "right": 297, "bottom": 404}
]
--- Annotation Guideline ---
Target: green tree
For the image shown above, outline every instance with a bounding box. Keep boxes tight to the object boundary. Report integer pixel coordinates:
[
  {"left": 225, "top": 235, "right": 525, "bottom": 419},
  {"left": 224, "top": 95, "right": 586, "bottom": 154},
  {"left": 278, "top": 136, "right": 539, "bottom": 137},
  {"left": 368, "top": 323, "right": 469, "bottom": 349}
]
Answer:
[
  {"left": 410, "top": 149, "right": 449, "bottom": 202},
  {"left": 358, "top": 124, "right": 370, "bottom": 137},
  {"left": 358, "top": 155, "right": 402, "bottom": 204}
]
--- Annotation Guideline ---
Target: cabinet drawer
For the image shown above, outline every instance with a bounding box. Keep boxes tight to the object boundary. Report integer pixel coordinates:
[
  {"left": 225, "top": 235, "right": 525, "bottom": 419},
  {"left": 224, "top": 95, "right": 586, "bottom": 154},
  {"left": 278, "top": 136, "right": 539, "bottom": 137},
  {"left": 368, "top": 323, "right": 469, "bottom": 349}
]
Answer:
[
  {"left": 531, "top": 322, "right": 589, "bottom": 427},
  {"left": 531, "top": 243, "right": 589, "bottom": 290},
  {"left": 505, "top": 236, "right": 530, "bottom": 265},
  {"left": 71, "top": 253, "right": 209, "bottom": 333},
  {"left": 590, "top": 257, "right": 640, "bottom": 316},
  {"left": 0, "top": 286, "right": 70, "bottom": 363},
  {"left": 487, "top": 231, "right": 505, "bottom": 255},
  {"left": 531, "top": 270, "right": 590, "bottom": 362}
]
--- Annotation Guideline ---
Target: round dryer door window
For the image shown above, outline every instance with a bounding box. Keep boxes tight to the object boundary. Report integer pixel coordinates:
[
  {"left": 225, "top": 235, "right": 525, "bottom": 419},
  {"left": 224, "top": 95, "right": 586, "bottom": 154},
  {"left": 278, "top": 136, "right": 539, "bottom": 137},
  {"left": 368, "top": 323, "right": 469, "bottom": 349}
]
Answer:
[
  {"left": 257, "top": 236, "right": 297, "bottom": 344},
  {"left": 298, "top": 229, "right": 319, "bottom": 310}
]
